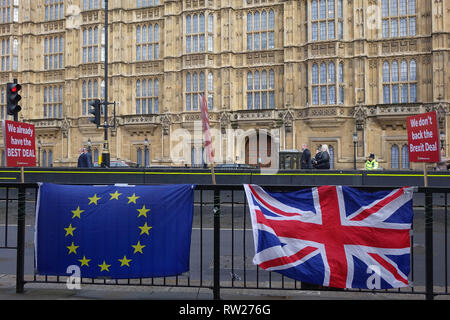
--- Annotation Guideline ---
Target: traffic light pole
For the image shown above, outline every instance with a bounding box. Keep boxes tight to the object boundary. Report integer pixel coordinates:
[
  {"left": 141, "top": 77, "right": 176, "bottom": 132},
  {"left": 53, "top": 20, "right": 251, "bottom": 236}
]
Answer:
[
  {"left": 102, "top": 0, "right": 110, "bottom": 168},
  {"left": 13, "top": 79, "right": 18, "bottom": 122}
]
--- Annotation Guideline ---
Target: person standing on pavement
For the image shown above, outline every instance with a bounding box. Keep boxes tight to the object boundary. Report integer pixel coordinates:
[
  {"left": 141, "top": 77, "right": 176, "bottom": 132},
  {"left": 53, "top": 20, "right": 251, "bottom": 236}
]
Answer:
[
  {"left": 300, "top": 144, "right": 312, "bottom": 169},
  {"left": 365, "top": 153, "right": 379, "bottom": 170},
  {"left": 77, "top": 147, "right": 93, "bottom": 168},
  {"left": 313, "top": 144, "right": 330, "bottom": 169}
]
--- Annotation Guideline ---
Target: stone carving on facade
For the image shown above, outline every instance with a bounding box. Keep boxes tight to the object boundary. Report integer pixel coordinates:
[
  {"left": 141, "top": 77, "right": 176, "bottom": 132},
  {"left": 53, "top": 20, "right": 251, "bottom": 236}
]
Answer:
[
  {"left": 219, "top": 111, "right": 231, "bottom": 134},
  {"left": 160, "top": 113, "right": 171, "bottom": 136},
  {"left": 280, "top": 109, "right": 294, "bottom": 133},
  {"left": 61, "top": 117, "right": 70, "bottom": 138},
  {"left": 353, "top": 106, "right": 367, "bottom": 131}
]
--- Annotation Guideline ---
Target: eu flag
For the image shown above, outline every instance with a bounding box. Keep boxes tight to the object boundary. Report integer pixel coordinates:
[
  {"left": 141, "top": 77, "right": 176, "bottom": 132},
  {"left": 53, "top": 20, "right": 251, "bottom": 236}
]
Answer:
[{"left": 35, "top": 183, "right": 195, "bottom": 279}]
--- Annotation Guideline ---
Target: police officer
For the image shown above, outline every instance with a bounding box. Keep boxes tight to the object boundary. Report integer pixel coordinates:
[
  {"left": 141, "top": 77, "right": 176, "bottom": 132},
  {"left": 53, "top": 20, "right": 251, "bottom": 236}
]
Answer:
[{"left": 365, "top": 153, "right": 379, "bottom": 170}]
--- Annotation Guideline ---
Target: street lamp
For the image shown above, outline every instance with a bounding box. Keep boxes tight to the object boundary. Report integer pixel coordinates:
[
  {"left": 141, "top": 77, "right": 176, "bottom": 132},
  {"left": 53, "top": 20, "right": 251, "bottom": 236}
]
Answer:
[
  {"left": 37, "top": 139, "right": 41, "bottom": 167},
  {"left": 352, "top": 132, "right": 358, "bottom": 170}
]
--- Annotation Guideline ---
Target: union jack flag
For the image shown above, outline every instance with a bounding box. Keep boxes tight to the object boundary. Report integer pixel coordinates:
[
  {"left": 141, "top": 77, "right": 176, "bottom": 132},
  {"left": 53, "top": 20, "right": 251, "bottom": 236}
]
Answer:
[{"left": 244, "top": 184, "right": 414, "bottom": 289}]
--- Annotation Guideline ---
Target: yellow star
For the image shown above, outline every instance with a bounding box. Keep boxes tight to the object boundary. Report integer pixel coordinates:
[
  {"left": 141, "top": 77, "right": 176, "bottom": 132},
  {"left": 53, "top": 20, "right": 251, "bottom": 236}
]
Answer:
[
  {"left": 127, "top": 193, "right": 140, "bottom": 204},
  {"left": 88, "top": 193, "right": 101, "bottom": 205},
  {"left": 109, "top": 190, "right": 122, "bottom": 200},
  {"left": 138, "top": 222, "right": 152, "bottom": 236},
  {"left": 71, "top": 206, "right": 85, "bottom": 219},
  {"left": 98, "top": 261, "right": 111, "bottom": 272},
  {"left": 132, "top": 240, "right": 146, "bottom": 254},
  {"left": 78, "top": 256, "right": 91, "bottom": 267},
  {"left": 64, "top": 224, "right": 76, "bottom": 237},
  {"left": 118, "top": 255, "right": 132, "bottom": 267},
  {"left": 67, "top": 242, "right": 79, "bottom": 255},
  {"left": 137, "top": 205, "right": 150, "bottom": 218}
]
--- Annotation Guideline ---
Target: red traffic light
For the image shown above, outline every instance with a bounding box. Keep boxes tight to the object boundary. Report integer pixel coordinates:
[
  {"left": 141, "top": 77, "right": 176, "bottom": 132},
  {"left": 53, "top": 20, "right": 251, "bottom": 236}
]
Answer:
[{"left": 10, "top": 84, "right": 21, "bottom": 93}]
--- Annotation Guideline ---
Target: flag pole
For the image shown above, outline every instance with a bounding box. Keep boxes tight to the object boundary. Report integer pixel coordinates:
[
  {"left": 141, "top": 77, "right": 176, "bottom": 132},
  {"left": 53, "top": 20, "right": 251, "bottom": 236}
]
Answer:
[
  {"left": 423, "top": 162, "right": 428, "bottom": 187},
  {"left": 210, "top": 162, "right": 216, "bottom": 185}
]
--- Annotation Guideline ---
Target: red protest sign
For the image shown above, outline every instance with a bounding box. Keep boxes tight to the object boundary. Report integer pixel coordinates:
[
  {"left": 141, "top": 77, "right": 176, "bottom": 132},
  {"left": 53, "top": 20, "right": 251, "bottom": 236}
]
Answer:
[
  {"left": 406, "top": 111, "right": 440, "bottom": 163},
  {"left": 2, "top": 120, "right": 36, "bottom": 167}
]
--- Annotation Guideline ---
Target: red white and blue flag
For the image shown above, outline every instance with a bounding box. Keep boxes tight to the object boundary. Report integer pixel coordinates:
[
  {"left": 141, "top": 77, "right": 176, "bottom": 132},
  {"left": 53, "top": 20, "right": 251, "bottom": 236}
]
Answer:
[{"left": 244, "top": 184, "right": 414, "bottom": 289}]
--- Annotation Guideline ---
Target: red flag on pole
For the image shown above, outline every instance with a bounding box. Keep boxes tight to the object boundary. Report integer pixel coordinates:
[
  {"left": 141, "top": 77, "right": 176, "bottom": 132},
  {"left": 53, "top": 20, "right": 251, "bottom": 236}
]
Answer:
[{"left": 200, "top": 94, "right": 215, "bottom": 164}]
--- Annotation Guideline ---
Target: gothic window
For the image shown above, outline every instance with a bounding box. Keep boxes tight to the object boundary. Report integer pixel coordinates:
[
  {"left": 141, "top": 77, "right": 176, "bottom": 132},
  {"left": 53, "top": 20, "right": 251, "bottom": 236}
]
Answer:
[
  {"left": 311, "top": 0, "right": 343, "bottom": 41},
  {"left": 1, "top": 0, "right": 18, "bottom": 23},
  {"left": 186, "top": 72, "right": 203, "bottom": 111},
  {"left": 44, "top": 36, "right": 64, "bottom": 70},
  {"left": 186, "top": 13, "right": 212, "bottom": 54},
  {"left": 382, "top": 0, "right": 416, "bottom": 38},
  {"left": 382, "top": 60, "right": 417, "bottom": 104},
  {"left": 45, "top": 0, "right": 64, "bottom": 21},
  {"left": 136, "top": 24, "right": 159, "bottom": 61},
  {"left": 311, "top": 61, "right": 339, "bottom": 105},
  {"left": 137, "top": 0, "right": 159, "bottom": 8},
  {"left": 83, "top": 0, "right": 105, "bottom": 10},
  {"left": 82, "top": 27, "right": 105, "bottom": 63},
  {"left": 401, "top": 144, "right": 410, "bottom": 169},
  {"left": 1, "top": 38, "right": 18, "bottom": 71},
  {"left": 81, "top": 79, "right": 100, "bottom": 115},
  {"left": 247, "top": 9, "right": 274, "bottom": 50},
  {"left": 390, "top": 144, "right": 399, "bottom": 169},
  {"left": 247, "top": 69, "right": 275, "bottom": 110},
  {"left": 136, "top": 78, "right": 159, "bottom": 114},
  {"left": 43, "top": 85, "right": 63, "bottom": 119}
]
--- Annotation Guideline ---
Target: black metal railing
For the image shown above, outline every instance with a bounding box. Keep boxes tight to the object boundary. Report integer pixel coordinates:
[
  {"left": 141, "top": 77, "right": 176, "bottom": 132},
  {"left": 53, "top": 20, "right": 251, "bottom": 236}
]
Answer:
[{"left": 0, "top": 182, "right": 449, "bottom": 300}]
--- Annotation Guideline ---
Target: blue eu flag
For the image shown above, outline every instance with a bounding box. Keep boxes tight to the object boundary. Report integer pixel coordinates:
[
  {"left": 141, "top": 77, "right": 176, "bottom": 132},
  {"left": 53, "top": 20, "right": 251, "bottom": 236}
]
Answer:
[{"left": 35, "top": 183, "right": 195, "bottom": 279}]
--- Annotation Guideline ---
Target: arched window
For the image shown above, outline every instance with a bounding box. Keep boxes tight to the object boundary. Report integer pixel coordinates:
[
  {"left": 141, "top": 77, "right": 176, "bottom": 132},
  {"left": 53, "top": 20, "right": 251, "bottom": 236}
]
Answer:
[
  {"left": 409, "top": 60, "right": 416, "bottom": 81},
  {"left": 144, "top": 147, "right": 149, "bottom": 167},
  {"left": 391, "top": 144, "right": 399, "bottom": 169},
  {"left": 329, "top": 145, "right": 335, "bottom": 169},
  {"left": 338, "top": 62, "right": 344, "bottom": 104},
  {"left": 401, "top": 144, "right": 410, "bottom": 169},
  {"left": 383, "top": 62, "right": 390, "bottom": 82},
  {"left": 383, "top": 62, "right": 390, "bottom": 103},
  {"left": 312, "top": 63, "right": 319, "bottom": 84},
  {"left": 392, "top": 61, "right": 399, "bottom": 82},
  {"left": 208, "top": 72, "right": 214, "bottom": 110},
  {"left": 94, "top": 149, "right": 99, "bottom": 165},
  {"left": 42, "top": 150, "right": 47, "bottom": 168},
  {"left": 48, "top": 150, "right": 53, "bottom": 167},
  {"left": 320, "top": 63, "right": 327, "bottom": 83},
  {"left": 137, "top": 148, "right": 142, "bottom": 167},
  {"left": 400, "top": 60, "right": 408, "bottom": 81},
  {"left": 136, "top": 80, "right": 141, "bottom": 114}
]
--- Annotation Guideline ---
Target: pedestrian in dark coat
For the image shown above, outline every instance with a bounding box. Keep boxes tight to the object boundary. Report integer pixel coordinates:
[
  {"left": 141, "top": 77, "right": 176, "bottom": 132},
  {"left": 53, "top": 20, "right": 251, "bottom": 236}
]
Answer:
[
  {"left": 300, "top": 144, "right": 312, "bottom": 169},
  {"left": 77, "top": 147, "right": 93, "bottom": 168},
  {"left": 313, "top": 144, "right": 330, "bottom": 169}
]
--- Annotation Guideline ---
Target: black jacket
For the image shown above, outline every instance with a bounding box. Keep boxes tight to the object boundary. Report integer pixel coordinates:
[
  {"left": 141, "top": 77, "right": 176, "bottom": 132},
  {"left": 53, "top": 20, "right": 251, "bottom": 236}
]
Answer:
[
  {"left": 300, "top": 149, "right": 312, "bottom": 169},
  {"left": 77, "top": 152, "right": 93, "bottom": 168},
  {"left": 314, "top": 151, "right": 330, "bottom": 169}
]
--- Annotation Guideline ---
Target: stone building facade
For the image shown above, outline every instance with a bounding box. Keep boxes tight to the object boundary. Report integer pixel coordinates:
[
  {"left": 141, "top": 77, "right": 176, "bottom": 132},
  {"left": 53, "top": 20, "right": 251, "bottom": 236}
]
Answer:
[{"left": 0, "top": 0, "right": 448, "bottom": 169}]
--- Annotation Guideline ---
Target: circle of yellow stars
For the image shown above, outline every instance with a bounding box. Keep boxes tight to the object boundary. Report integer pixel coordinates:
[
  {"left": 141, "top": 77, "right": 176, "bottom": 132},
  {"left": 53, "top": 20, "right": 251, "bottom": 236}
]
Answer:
[{"left": 64, "top": 190, "right": 152, "bottom": 273}]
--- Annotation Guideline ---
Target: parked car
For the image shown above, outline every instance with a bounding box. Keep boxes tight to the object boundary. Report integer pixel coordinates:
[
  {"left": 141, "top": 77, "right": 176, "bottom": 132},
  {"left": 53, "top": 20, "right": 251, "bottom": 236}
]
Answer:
[
  {"left": 214, "top": 163, "right": 257, "bottom": 169},
  {"left": 93, "top": 160, "right": 131, "bottom": 168}
]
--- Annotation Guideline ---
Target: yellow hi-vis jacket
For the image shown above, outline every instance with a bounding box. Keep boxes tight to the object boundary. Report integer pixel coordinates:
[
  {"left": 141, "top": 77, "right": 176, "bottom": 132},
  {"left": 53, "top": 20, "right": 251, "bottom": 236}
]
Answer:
[{"left": 365, "top": 159, "right": 379, "bottom": 170}]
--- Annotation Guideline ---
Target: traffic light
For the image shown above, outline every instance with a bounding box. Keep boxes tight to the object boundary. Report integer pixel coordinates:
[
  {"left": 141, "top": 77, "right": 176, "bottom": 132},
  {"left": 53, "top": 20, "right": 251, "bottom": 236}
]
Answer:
[
  {"left": 6, "top": 82, "right": 22, "bottom": 117},
  {"left": 88, "top": 99, "right": 101, "bottom": 127}
]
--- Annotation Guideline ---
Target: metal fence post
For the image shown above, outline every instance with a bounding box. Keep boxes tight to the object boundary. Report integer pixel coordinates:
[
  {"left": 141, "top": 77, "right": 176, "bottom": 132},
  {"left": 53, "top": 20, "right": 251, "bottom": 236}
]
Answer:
[
  {"left": 16, "top": 186, "right": 26, "bottom": 293},
  {"left": 213, "top": 189, "right": 220, "bottom": 300},
  {"left": 425, "top": 190, "right": 434, "bottom": 300}
]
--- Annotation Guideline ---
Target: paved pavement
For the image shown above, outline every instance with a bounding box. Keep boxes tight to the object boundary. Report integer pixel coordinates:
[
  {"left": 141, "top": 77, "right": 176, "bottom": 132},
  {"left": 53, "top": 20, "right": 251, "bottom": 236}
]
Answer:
[{"left": 0, "top": 274, "right": 445, "bottom": 300}]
